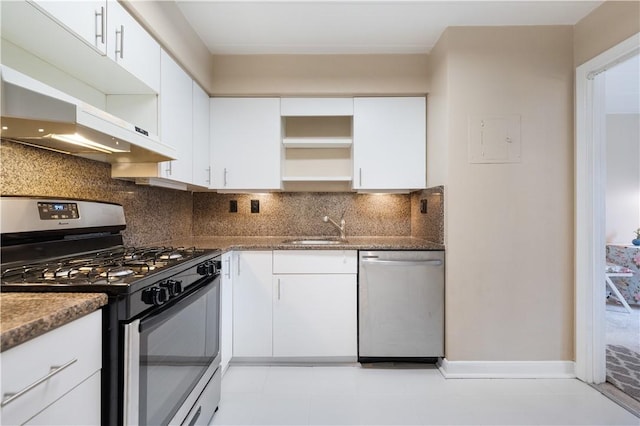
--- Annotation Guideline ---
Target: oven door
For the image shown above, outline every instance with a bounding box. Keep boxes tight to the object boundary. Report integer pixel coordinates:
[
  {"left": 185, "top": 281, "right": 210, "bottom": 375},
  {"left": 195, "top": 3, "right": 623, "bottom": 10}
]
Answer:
[{"left": 123, "top": 276, "right": 220, "bottom": 426}]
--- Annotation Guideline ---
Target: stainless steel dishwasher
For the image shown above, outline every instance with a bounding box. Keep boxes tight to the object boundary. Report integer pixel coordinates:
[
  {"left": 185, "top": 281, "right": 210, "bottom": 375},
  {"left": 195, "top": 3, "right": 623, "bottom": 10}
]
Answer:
[{"left": 358, "top": 250, "right": 444, "bottom": 362}]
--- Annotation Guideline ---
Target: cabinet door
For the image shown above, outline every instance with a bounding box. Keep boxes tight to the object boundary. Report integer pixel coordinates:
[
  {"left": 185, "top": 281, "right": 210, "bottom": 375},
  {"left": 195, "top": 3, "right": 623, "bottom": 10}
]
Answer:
[
  {"left": 211, "top": 98, "right": 281, "bottom": 190},
  {"left": 107, "top": 0, "right": 160, "bottom": 92},
  {"left": 353, "top": 97, "right": 426, "bottom": 191},
  {"left": 233, "top": 251, "right": 273, "bottom": 357},
  {"left": 33, "top": 1, "right": 107, "bottom": 54},
  {"left": 158, "top": 50, "right": 193, "bottom": 184},
  {"left": 192, "top": 82, "right": 211, "bottom": 188},
  {"left": 220, "top": 251, "right": 234, "bottom": 374},
  {"left": 273, "top": 274, "right": 357, "bottom": 357}
]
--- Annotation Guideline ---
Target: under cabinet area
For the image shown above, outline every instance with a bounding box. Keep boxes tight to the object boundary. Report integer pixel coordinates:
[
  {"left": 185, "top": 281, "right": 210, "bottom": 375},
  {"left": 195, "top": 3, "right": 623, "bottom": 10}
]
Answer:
[{"left": 0, "top": 310, "right": 102, "bottom": 426}]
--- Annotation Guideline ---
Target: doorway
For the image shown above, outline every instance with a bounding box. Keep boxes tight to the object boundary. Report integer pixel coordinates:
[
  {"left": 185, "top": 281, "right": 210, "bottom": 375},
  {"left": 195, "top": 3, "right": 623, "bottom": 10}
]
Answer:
[
  {"left": 602, "top": 53, "right": 640, "bottom": 409},
  {"left": 575, "top": 32, "right": 640, "bottom": 413}
]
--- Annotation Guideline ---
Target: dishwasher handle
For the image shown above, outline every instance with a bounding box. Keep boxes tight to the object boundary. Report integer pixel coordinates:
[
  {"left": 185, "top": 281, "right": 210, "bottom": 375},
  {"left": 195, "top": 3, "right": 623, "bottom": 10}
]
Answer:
[{"left": 360, "top": 258, "right": 443, "bottom": 267}]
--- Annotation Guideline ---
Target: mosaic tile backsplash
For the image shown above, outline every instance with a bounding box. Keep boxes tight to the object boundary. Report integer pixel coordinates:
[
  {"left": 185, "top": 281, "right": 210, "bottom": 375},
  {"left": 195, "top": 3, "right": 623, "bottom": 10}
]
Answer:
[
  {"left": 193, "top": 192, "right": 411, "bottom": 237},
  {"left": 1, "top": 141, "right": 444, "bottom": 245},
  {"left": 1, "top": 141, "right": 192, "bottom": 246}
]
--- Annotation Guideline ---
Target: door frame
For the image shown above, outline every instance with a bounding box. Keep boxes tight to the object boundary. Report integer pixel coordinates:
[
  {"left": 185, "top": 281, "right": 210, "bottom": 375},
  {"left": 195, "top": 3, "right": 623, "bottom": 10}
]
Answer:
[{"left": 575, "top": 32, "right": 640, "bottom": 383}]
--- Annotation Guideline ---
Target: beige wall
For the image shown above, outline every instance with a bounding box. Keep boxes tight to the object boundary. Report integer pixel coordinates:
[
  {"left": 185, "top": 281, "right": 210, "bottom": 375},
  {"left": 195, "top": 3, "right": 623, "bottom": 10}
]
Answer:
[
  {"left": 574, "top": 0, "right": 640, "bottom": 67},
  {"left": 210, "top": 54, "right": 429, "bottom": 96},
  {"left": 431, "top": 26, "right": 575, "bottom": 361},
  {"left": 426, "top": 32, "right": 450, "bottom": 189},
  {"left": 606, "top": 114, "right": 640, "bottom": 244},
  {"left": 122, "top": 1, "right": 215, "bottom": 94}
]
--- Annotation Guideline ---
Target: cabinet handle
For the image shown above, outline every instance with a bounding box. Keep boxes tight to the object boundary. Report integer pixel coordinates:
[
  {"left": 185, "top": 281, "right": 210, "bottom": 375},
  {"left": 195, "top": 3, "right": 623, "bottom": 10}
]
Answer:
[
  {"left": 237, "top": 254, "right": 241, "bottom": 276},
  {"left": 225, "top": 257, "right": 231, "bottom": 279},
  {"left": 1, "top": 358, "right": 78, "bottom": 407},
  {"left": 166, "top": 161, "right": 172, "bottom": 176},
  {"left": 115, "top": 25, "right": 124, "bottom": 59},
  {"left": 359, "top": 168, "right": 362, "bottom": 187},
  {"left": 206, "top": 167, "right": 211, "bottom": 184},
  {"left": 223, "top": 168, "right": 228, "bottom": 187},
  {"left": 95, "top": 6, "right": 105, "bottom": 45},
  {"left": 277, "top": 278, "right": 281, "bottom": 300}
]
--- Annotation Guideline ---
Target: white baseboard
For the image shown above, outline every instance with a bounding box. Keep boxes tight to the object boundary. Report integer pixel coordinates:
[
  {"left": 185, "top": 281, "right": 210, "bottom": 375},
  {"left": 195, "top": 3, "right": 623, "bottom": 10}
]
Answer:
[{"left": 438, "top": 358, "right": 576, "bottom": 379}]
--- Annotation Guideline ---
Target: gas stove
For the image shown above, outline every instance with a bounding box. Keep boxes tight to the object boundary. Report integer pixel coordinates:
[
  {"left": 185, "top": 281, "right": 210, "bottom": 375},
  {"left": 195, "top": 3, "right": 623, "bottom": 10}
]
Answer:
[
  {"left": 0, "top": 196, "right": 223, "bottom": 425},
  {"left": 2, "top": 245, "right": 217, "bottom": 294}
]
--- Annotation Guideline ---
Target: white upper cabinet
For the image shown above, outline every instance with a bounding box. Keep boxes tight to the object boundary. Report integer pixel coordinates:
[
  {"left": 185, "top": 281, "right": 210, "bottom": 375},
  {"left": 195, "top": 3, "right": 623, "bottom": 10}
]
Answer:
[
  {"left": 353, "top": 97, "right": 426, "bottom": 191},
  {"left": 210, "top": 98, "right": 282, "bottom": 191},
  {"left": 106, "top": 0, "right": 160, "bottom": 93},
  {"left": 192, "top": 82, "right": 211, "bottom": 188},
  {"left": 158, "top": 50, "right": 193, "bottom": 184},
  {"left": 2, "top": 0, "right": 159, "bottom": 94},
  {"left": 32, "top": 1, "right": 107, "bottom": 55}
]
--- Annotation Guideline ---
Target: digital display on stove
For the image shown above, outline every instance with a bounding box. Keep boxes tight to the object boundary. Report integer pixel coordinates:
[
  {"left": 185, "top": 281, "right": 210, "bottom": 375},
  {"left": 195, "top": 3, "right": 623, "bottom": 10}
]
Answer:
[{"left": 37, "top": 202, "right": 79, "bottom": 220}]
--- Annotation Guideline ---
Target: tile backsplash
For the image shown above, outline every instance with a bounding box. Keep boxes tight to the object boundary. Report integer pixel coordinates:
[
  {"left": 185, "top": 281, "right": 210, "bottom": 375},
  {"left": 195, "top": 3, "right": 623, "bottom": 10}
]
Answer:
[
  {"left": 1, "top": 141, "right": 444, "bottom": 245},
  {"left": 193, "top": 192, "right": 412, "bottom": 237},
  {"left": 0, "top": 141, "right": 192, "bottom": 246}
]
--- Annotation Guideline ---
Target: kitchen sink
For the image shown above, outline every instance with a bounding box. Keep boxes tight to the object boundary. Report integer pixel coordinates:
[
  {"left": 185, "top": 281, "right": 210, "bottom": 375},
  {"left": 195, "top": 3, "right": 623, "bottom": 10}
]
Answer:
[{"left": 283, "top": 238, "right": 348, "bottom": 245}]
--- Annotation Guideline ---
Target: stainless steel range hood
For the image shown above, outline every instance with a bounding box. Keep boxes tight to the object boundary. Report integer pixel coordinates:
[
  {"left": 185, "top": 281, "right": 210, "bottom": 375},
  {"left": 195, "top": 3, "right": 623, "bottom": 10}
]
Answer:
[{"left": 0, "top": 66, "right": 176, "bottom": 163}]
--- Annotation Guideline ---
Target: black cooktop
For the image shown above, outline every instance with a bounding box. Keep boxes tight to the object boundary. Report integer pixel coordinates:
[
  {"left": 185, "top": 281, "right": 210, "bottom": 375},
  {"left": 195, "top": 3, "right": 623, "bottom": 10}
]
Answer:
[{"left": 1, "top": 246, "right": 220, "bottom": 295}]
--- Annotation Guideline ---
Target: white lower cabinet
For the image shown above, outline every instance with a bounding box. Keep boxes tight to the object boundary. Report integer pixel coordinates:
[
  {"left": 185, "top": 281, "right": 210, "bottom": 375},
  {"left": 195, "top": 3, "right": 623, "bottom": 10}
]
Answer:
[
  {"left": 221, "top": 251, "right": 234, "bottom": 374},
  {"left": 232, "top": 251, "right": 273, "bottom": 358},
  {"left": 273, "top": 273, "right": 357, "bottom": 357},
  {"left": 0, "top": 310, "right": 102, "bottom": 426},
  {"left": 231, "top": 250, "right": 357, "bottom": 361}
]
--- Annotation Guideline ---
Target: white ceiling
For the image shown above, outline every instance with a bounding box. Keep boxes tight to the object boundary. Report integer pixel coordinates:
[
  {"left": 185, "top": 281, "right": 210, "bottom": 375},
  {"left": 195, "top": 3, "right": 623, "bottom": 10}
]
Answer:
[{"left": 175, "top": 0, "right": 604, "bottom": 55}]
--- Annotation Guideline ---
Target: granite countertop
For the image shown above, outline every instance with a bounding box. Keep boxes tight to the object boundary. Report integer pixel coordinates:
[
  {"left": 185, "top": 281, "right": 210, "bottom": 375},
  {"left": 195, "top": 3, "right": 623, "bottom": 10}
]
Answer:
[
  {"left": 0, "top": 293, "right": 108, "bottom": 352},
  {"left": 161, "top": 236, "right": 444, "bottom": 251}
]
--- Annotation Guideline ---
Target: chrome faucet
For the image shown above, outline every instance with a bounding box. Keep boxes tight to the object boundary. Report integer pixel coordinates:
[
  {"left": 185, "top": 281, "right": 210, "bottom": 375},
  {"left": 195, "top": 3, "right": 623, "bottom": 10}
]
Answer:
[{"left": 323, "top": 214, "right": 346, "bottom": 240}]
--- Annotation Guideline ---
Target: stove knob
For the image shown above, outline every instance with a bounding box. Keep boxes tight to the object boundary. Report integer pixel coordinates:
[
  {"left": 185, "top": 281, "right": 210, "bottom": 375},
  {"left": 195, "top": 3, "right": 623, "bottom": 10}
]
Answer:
[
  {"left": 160, "top": 279, "right": 183, "bottom": 297},
  {"left": 197, "top": 263, "right": 209, "bottom": 276},
  {"left": 142, "top": 286, "right": 169, "bottom": 306},
  {"left": 207, "top": 261, "right": 216, "bottom": 275}
]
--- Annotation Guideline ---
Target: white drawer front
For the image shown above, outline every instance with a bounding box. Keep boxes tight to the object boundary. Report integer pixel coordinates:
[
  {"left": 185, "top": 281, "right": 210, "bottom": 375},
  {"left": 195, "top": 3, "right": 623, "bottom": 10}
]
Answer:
[
  {"left": 1, "top": 310, "right": 102, "bottom": 426},
  {"left": 273, "top": 250, "right": 357, "bottom": 274}
]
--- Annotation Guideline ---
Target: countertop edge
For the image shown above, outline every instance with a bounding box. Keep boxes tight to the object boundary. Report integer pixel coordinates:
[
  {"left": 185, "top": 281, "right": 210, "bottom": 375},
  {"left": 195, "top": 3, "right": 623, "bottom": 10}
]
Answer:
[{"left": 1, "top": 293, "right": 108, "bottom": 352}]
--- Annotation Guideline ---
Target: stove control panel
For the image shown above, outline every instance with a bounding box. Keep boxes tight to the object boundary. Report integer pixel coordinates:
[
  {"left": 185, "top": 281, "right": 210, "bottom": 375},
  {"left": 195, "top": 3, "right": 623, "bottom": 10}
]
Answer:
[
  {"left": 37, "top": 202, "right": 79, "bottom": 220},
  {"left": 140, "top": 257, "right": 221, "bottom": 307}
]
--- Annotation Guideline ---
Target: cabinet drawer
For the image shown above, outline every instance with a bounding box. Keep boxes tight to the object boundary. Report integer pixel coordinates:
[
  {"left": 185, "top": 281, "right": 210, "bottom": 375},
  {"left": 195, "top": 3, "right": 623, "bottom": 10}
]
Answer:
[
  {"left": 24, "top": 371, "right": 101, "bottom": 425},
  {"left": 273, "top": 250, "right": 357, "bottom": 274},
  {"left": 0, "top": 310, "right": 102, "bottom": 426}
]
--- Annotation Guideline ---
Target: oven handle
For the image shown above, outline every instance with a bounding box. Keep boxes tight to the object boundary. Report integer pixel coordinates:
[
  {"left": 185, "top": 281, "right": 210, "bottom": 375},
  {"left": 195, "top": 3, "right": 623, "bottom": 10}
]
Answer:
[
  {"left": 138, "top": 275, "right": 220, "bottom": 334},
  {"left": 123, "top": 319, "right": 140, "bottom": 426}
]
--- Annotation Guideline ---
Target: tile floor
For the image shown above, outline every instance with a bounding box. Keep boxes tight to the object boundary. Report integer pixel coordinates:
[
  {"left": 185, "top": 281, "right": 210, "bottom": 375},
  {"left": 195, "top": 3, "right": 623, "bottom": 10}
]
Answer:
[{"left": 210, "top": 365, "right": 640, "bottom": 425}]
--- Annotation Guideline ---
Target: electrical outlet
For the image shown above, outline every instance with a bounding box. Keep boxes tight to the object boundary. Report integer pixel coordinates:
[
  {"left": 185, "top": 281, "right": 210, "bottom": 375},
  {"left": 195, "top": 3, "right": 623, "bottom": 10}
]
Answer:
[
  {"left": 229, "top": 200, "right": 237, "bottom": 213},
  {"left": 420, "top": 199, "right": 428, "bottom": 214},
  {"left": 251, "top": 199, "right": 260, "bottom": 213}
]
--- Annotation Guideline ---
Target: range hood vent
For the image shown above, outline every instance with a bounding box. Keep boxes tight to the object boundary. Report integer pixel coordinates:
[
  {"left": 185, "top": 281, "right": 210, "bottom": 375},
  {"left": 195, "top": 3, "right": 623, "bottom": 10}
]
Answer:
[{"left": 0, "top": 66, "right": 176, "bottom": 163}]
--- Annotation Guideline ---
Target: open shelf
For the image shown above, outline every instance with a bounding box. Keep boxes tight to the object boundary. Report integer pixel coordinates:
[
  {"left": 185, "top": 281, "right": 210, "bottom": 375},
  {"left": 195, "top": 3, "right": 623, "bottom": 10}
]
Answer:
[{"left": 281, "top": 110, "right": 353, "bottom": 191}]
